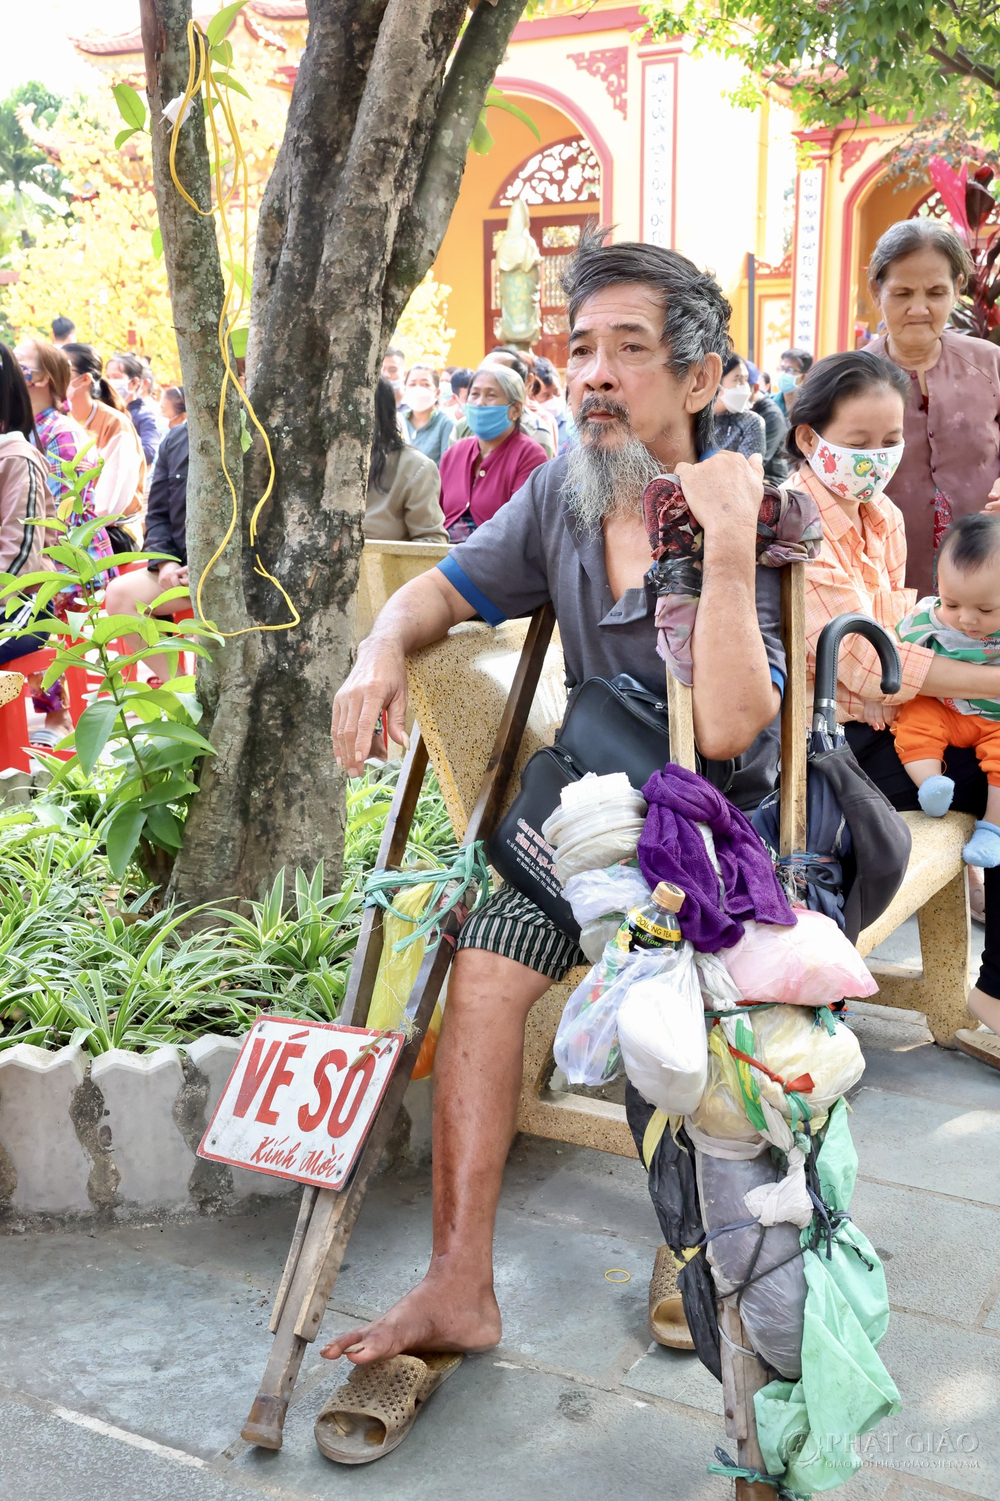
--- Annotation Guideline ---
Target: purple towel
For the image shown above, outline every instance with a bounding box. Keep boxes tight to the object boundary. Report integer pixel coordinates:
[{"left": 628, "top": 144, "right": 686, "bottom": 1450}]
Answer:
[{"left": 638, "top": 765, "right": 796, "bottom": 953}]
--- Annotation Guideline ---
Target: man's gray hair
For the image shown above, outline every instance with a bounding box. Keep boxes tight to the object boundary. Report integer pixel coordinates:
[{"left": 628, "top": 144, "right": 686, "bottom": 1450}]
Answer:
[
  {"left": 474, "top": 364, "right": 525, "bottom": 406},
  {"left": 561, "top": 226, "right": 731, "bottom": 456}
]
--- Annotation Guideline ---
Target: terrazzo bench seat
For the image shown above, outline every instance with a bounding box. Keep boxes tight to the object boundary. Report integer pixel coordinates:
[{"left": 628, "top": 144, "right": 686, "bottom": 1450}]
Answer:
[
  {"left": 856, "top": 809, "right": 973, "bottom": 1045},
  {"left": 357, "top": 538, "right": 451, "bottom": 642},
  {"left": 405, "top": 619, "right": 977, "bottom": 1161}
]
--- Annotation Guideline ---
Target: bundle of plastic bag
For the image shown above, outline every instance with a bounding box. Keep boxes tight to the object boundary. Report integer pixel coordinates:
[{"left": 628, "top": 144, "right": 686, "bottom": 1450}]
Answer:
[
  {"left": 554, "top": 943, "right": 670, "bottom": 1087},
  {"left": 562, "top": 864, "right": 652, "bottom": 963},
  {"left": 695, "top": 1146, "right": 808, "bottom": 1379},
  {"left": 542, "top": 773, "right": 647, "bottom": 883},
  {"left": 368, "top": 882, "right": 444, "bottom": 1079},
  {"left": 687, "top": 1002, "right": 865, "bottom": 1143},
  {"left": 754, "top": 1101, "right": 900, "bottom": 1496},
  {"left": 616, "top": 941, "right": 708, "bottom": 1114},
  {"left": 721, "top": 911, "right": 879, "bottom": 1006}
]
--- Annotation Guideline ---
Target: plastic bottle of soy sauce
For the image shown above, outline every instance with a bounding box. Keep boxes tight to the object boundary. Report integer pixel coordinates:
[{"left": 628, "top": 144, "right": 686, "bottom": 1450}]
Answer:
[{"left": 615, "top": 881, "right": 684, "bottom": 953}]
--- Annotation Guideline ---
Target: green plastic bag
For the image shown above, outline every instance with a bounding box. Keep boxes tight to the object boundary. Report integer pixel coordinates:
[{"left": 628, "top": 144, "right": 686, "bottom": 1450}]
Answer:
[{"left": 754, "top": 1100, "right": 901, "bottom": 1496}]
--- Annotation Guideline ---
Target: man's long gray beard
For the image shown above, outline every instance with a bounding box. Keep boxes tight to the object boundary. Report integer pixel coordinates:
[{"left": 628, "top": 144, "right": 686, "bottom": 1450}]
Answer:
[{"left": 563, "top": 426, "right": 663, "bottom": 533}]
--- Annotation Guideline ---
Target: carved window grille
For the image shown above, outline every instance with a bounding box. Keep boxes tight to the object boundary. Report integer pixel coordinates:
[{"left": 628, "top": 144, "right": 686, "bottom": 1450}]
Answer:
[{"left": 493, "top": 136, "right": 601, "bottom": 208}]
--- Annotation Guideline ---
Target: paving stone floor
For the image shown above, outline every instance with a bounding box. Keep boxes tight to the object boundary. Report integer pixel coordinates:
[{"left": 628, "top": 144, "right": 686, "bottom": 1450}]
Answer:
[{"left": 0, "top": 925, "right": 997, "bottom": 1501}]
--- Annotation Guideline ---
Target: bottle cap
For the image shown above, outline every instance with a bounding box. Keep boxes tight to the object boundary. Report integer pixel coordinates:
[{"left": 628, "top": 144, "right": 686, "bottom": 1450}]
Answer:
[{"left": 651, "top": 881, "right": 684, "bottom": 913}]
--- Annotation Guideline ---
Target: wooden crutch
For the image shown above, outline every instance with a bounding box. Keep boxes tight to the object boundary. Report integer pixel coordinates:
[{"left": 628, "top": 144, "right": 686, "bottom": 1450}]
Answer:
[
  {"left": 665, "top": 562, "right": 806, "bottom": 1501},
  {"left": 242, "top": 604, "right": 556, "bottom": 1449}
]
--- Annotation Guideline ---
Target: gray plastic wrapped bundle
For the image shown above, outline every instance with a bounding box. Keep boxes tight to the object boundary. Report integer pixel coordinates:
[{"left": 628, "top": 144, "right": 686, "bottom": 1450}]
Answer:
[{"left": 694, "top": 1147, "right": 807, "bottom": 1380}]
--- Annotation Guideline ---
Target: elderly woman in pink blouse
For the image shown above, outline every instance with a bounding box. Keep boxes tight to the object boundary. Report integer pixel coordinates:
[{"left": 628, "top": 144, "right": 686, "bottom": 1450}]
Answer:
[
  {"left": 866, "top": 218, "right": 1000, "bottom": 596},
  {"left": 439, "top": 365, "right": 548, "bottom": 542}
]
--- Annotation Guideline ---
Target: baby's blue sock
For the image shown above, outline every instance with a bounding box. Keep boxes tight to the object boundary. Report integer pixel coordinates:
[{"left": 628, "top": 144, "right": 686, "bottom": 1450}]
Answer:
[
  {"left": 917, "top": 774, "right": 955, "bottom": 817},
  {"left": 963, "top": 820, "right": 1000, "bottom": 868}
]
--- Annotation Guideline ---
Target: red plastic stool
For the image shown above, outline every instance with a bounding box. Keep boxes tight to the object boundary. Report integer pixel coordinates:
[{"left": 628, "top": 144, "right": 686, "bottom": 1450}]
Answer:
[
  {"left": 0, "top": 649, "right": 88, "bottom": 774},
  {"left": 113, "top": 603, "right": 196, "bottom": 684}
]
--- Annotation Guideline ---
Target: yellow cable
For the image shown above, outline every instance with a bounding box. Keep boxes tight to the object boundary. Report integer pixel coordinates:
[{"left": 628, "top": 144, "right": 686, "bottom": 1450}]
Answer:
[{"left": 166, "top": 19, "right": 298, "bottom": 637}]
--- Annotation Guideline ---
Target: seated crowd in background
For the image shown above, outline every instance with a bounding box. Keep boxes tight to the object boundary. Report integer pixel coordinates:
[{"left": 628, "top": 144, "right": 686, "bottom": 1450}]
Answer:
[
  {"left": 105, "top": 351, "right": 163, "bottom": 467},
  {"left": 103, "top": 383, "right": 189, "bottom": 691},
  {"left": 63, "top": 342, "right": 146, "bottom": 545},
  {"left": 712, "top": 353, "right": 766, "bottom": 459},
  {"left": 0, "top": 334, "right": 189, "bottom": 739},
  {"left": 401, "top": 364, "right": 454, "bottom": 465},
  {"left": 365, "top": 378, "right": 448, "bottom": 543},
  {"left": 775, "top": 346, "right": 813, "bottom": 420},
  {"left": 439, "top": 364, "right": 547, "bottom": 543}
]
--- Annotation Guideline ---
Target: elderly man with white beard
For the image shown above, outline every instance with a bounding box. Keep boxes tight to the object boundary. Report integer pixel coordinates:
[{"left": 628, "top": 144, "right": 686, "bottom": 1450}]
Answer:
[{"left": 328, "top": 231, "right": 787, "bottom": 1370}]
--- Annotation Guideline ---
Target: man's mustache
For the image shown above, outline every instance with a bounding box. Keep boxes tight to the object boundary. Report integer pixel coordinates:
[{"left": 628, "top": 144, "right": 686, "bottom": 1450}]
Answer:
[{"left": 578, "top": 395, "right": 632, "bottom": 425}]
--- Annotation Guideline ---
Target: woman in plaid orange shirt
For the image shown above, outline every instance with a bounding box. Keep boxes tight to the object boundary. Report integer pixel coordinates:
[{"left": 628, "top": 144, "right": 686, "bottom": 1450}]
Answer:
[{"left": 793, "top": 349, "right": 1000, "bottom": 1069}]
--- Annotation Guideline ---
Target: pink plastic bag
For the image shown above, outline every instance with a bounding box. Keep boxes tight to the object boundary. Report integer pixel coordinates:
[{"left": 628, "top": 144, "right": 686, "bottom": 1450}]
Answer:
[{"left": 720, "top": 911, "right": 879, "bottom": 1006}]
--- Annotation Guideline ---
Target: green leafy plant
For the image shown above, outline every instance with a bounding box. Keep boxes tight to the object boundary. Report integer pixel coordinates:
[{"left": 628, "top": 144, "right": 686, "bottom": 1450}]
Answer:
[
  {"left": 111, "top": 82, "right": 147, "bottom": 151},
  {"left": 642, "top": 0, "right": 1000, "bottom": 142},
  {"left": 0, "top": 756, "right": 458, "bottom": 1054},
  {"left": 0, "top": 461, "right": 221, "bottom": 886},
  {"left": 470, "top": 87, "right": 541, "bottom": 156},
  {"left": 345, "top": 764, "right": 458, "bottom": 876},
  {"left": 0, "top": 821, "right": 366, "bottom": 1054}
]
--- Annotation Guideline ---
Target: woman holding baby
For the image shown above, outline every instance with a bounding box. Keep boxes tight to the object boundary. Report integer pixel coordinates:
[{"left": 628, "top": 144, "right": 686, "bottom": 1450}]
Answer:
[{"left": 794, "top": 330, "right": 1000, "bottom": 1071}]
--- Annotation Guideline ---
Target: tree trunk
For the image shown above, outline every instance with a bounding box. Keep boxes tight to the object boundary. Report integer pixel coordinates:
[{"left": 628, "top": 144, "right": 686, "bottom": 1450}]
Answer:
[{"left": 142, "top": 0, "right": 525, "bottom": 907}]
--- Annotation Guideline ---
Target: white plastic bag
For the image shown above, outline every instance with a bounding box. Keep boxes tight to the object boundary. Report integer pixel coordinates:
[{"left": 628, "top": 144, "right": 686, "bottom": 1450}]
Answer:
[
  {"left": 563, "top": 865, "right": 652, "bottom": 962},
  {"left": 694, "top": 949, "right": 744, "bottom": 1012},
  {"left": 721, "top": 911, "right": 879, "bottom": 1006},
  {"left": 554, "top": 826, "right": 647, "bottom": 883},
  {"left": 553, "top": 943, "right": 668, "bottom": 1087},
  {"left": 562, "top": 865, "right": 652, "bottom": 923},
  {"left": 616, "top": 941, "right": 708, "bottom": 1114},
  {"left": 687, "top": 1002, "right": 865, "bottom": 1142}
]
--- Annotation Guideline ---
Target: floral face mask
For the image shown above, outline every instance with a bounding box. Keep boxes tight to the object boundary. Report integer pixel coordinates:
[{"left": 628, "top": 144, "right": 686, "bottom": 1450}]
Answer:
[{"left": 807, "top": 434, "right": 904, "bottom": 503}]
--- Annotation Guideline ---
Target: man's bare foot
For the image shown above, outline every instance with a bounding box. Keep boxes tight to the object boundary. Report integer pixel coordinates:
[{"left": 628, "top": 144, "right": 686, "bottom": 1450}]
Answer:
[{"left": 321, "top": 1270, "right": 501, "bottom": 1366}]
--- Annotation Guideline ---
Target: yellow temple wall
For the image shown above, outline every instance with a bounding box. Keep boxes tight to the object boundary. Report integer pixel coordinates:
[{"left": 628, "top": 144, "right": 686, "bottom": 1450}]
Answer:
[
  {"left": 792, "top": 124, "right": 930, "bottom": 358},
  {"left": 430, "top": 16, "right": 790, "bottom": 370},
  {"left": 430, "top": 95, "right": 590, "bottom": 371}
]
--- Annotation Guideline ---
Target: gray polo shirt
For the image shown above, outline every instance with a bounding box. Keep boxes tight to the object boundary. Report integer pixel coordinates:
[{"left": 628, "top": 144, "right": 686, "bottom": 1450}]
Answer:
[{"left": 436, "top": 453, "right": 786, "bottom": 812}]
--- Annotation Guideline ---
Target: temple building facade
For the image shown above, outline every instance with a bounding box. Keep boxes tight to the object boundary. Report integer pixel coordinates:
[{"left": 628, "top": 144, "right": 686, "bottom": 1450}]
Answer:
[{"left": 70, "top": 0, "right": 937, "bottom": 376}]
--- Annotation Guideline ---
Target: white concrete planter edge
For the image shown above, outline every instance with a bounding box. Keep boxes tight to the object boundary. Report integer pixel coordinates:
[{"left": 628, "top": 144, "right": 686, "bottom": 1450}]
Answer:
[{"left": 0, "top": 1033, "right": 432, "bottom": 1226}]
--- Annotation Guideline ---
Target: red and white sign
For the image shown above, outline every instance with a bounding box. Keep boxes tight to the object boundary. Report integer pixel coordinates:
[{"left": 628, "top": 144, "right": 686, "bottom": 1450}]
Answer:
[{"left": 198, "top": 1016, "right": 404, "bottom": 1191}]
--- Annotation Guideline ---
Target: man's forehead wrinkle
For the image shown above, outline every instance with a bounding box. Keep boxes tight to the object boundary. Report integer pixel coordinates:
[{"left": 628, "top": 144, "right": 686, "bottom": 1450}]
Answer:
[{"left": 569, "top": 319, "right": 659, "bottom": 341}]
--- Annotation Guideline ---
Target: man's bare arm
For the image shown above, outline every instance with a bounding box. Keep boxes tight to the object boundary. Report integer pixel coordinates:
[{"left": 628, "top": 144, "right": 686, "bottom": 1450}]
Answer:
[
  {"left": 676, "top": 451, "right": 781, "bottom": 760},
  {"left": 332, "top": 569, "right": 476, "bottom": 775}
]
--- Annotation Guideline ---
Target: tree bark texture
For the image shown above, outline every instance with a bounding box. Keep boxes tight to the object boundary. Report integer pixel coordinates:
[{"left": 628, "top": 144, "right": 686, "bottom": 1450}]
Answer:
[
  {"left": 140, "top": 0, "right": 262, "bottom": 910},
  {"left": 144, "top": 0, "right": 525, "bottom": 906}
]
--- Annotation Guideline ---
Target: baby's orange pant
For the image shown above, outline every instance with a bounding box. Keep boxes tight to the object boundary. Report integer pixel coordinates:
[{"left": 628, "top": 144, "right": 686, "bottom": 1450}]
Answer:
[{"left": 893, "top": 697, "right": 1000, "bottom": 785}]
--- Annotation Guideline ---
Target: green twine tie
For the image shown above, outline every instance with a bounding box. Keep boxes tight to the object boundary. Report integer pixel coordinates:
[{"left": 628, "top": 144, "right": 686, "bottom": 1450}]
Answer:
[
  {"left": 706, "top": 1446, "right": 809, "bottom": 1499},
  {"left": 363, "top": 840, "right": 492, "bottom": 953}
]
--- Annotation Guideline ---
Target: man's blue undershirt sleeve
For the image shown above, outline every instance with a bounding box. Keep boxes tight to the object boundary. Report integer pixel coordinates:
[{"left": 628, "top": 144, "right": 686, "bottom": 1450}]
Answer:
[
  {"left": 436, "top": 556, "right": 508, "bottom": 627},
  {"left": 770, "top": 665, "right": 785, "bottom": 696}
]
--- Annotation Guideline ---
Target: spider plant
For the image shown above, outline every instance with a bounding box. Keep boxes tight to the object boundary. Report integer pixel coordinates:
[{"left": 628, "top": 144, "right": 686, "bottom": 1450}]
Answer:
[{"left": 0, "top": 755, "right": 459, "bottom": 1053}]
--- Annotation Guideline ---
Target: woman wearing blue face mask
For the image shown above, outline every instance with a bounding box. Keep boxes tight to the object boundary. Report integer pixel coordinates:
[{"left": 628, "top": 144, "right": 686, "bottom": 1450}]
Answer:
[
  {"left": 774, "top": 346, "right": 813, "bottom": 419},
  {"left": 438, "top": 364, "right": 548, "bottom": 542}
]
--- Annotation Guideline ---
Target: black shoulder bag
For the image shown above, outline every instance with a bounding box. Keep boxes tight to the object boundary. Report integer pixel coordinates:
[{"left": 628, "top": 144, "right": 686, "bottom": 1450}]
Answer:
[{"left": 487, "top": 674, "right": 733, "bottom": 939}]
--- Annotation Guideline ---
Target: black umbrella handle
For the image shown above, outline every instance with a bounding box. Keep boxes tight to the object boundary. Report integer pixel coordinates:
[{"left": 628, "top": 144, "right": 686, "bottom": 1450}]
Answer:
[{"left": 813, "top": 612, "right": 902, "bottom": 734}]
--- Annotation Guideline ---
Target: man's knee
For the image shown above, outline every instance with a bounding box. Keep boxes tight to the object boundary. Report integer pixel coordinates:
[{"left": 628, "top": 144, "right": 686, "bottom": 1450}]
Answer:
[{"left": 449, "top": 948, "right": 553, "bottom": 1019}]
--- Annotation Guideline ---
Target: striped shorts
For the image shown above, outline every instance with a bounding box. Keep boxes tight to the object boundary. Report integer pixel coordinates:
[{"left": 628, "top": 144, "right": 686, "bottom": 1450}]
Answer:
[{"left": 456, "top": 883, "right": 586, "bottom": 980}]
